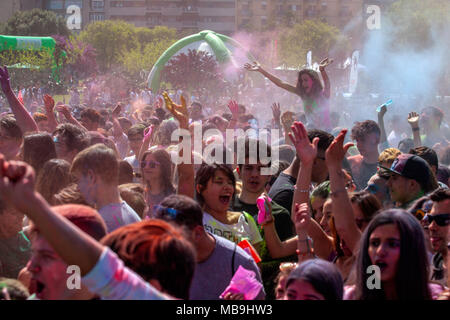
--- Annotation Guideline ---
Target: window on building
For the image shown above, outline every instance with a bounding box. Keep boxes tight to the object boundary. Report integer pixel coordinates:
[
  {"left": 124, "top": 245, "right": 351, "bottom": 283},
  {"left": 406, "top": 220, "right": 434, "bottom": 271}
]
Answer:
[
  {"left": 91, "top": 0, "right": 104, "bottom": 9},
  {"left": 261, "top": 2, "right": 267, "bottom": 10},
  {"left": 47, "top": 0, "right": 63, "bottom": 10},
  {"left": 89, "top": 13, "right": 105, "bottom": 21},
  {"left": 66, "top": 0, "right": 83, "bottom": 8}
]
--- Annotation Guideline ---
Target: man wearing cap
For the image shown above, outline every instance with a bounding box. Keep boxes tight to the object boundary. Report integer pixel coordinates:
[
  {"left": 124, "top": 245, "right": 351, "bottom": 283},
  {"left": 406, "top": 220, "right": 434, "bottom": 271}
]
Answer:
[{"left": 383, "top": 154, "right": 439, "bottom": 209}]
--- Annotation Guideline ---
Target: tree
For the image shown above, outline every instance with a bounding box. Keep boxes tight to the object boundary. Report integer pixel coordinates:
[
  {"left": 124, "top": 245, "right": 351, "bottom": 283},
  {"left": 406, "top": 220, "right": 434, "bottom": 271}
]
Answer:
[
  {"left": 120, "top": 38, "right": 176, "bottom": 78},
  {"left": 161, "top": 49, "right": 226, "bottom": 93},
  {"left": 52, "top": 35, "right": 98, "bottom": 82},
  {"left": 2, "top": 9, "right": 70, "bottom": 37},
  {"left": 79, "top": 20, "right": 139, "bottom": 71},
  {"left": 0, "top": 48, "right": 55, "bottom": 89},
  {"left": 136, "top": 26, "right": 178, "bottom": 45},
  {"left": 278, "top": 19, "right": 349, "bottom": 67}
]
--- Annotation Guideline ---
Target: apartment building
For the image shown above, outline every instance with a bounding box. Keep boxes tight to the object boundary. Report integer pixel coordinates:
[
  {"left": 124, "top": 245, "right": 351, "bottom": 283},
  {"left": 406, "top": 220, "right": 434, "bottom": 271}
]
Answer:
[
  {"left": 236, "top": 0, "right": 364, "bottom": 31},
  {"left": 107, "top": 0, "right": 236, "bottom": 35}
]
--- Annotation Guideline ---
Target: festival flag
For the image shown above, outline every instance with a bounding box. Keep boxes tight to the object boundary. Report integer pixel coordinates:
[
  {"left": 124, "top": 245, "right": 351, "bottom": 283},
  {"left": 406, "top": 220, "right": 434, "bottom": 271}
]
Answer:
[
  {"left": 307, "top": 51, "right": 312, "bottom": 68},
  {"left": 349, "top": 50, "right": 360, "bottom": 94}
]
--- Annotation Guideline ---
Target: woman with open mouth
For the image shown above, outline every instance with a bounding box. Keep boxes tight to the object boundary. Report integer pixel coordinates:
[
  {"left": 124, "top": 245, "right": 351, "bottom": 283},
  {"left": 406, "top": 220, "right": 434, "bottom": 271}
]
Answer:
[
  {"left": 195, "top": 163, "right": 263, "bottom": 254},
  {"left": 346, "top": 209, "right": 446, "bottom": 300}
]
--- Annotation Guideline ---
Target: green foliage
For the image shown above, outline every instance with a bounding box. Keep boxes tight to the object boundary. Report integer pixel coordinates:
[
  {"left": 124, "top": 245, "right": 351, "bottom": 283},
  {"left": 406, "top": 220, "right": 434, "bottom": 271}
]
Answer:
[
  {"left": 79, "top": 21, "right": 179, "bottom": 73},
  {"left": 278, "top": 19, "right": 348, "bottom": 67},
  {"left": 2, "top": 8, "right": 70, "bottom": 37},
  {"left": 0, "top": 48, "right": 55, "bottom": 88},
  {"left": 79, "top": 20, "right": 138, "bottom": 71},
  {"left": 136, "top": 26, "right": 178, "bottom": 45},
  {"left": 120, "top": 38, "right": 176, "bottom": 77}
]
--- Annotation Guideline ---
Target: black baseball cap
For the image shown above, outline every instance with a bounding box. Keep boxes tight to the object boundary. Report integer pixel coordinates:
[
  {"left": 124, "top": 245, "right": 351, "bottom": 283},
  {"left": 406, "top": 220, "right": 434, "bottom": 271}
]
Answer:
[{"left": 380, "top": 154, "right": 432, "bottom": 189}]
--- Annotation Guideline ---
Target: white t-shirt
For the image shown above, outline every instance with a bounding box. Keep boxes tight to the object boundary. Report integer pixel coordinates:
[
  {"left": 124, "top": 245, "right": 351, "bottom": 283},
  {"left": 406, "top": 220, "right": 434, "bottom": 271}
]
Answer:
[
  {"left": 203, "top": 212, "right": 262, "bottom": 245},
  {"left": 98, "top": 201, "right": 141, "bottom": 233}
]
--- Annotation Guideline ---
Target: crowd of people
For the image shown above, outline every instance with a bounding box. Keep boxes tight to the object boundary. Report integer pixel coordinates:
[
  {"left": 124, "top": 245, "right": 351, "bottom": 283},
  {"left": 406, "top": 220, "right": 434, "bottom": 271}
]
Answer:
[{"left": 0, "top": 58, "right": 449, "bottom": 301}]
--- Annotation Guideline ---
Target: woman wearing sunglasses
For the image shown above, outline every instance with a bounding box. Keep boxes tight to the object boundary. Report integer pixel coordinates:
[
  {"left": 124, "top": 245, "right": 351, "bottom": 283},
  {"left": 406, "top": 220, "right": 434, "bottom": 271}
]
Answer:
[{"left": 140, "top": 148, "right": 175, "bottom": 217}]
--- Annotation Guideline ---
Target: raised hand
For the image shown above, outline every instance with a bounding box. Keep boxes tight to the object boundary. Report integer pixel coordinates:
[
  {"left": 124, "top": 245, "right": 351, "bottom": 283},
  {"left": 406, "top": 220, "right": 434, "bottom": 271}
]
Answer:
[
  {"left": 227, "top": 100, "right": 239, "bottom": 119},
  {"left": 43, "top": 94, "right": 55, "bottom": 114},
  {"left": 55, "top": 104, "right": 72, "bottom": 119},
  {"left": 319, "top": 58, "right": 334, "bottom": 70},
  {"left": 408, "top": 112, "right": 420, "bottom": 128},
  {"left": 377, "top": 104, "right": 387, "bottom": 119},
  {"left": 163, "top": 92, "right": 188, "bottom": 129},
  {"left": 288, "top": 121, "right": 318, "bottom": 166},
  {"left": 325, "top": 129, "right": 354, "bottom": 169},
  {"left": 294, "top": 203, "right": 311, "bottom": 234},
  {"left": 0, "top": 66, "right": 12, "bottom": 93},
  {"left": 244, "top": 61, "right": 261, "bottom": 72},
  {"left": 0, "top": 155, "right": 36, "bottom": 213},
  {"left": 281, "top": 111, "right": 295, "bottom": 129},
  {"left": 271, "top": 102, "right": 281, "bottom": 122}
]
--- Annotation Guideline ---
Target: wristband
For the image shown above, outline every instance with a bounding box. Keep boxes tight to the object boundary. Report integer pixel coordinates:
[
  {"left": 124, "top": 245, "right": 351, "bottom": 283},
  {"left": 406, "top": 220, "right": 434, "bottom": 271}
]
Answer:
[
  {"left": 412, "top": 127, "right": 420, "bottom": 131},
  {"left": 294, "top": 185, "right": 309, "bottom": 193}
]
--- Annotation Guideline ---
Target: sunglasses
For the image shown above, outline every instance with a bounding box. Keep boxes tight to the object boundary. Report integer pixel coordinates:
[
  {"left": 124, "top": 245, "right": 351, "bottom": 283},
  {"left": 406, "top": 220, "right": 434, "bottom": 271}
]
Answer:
[
  {"left": 140, "top": 160, "right": 160, "bottom": 168},
  {"left": 423, "top": 213, "right": 450, "bottom": 227}
]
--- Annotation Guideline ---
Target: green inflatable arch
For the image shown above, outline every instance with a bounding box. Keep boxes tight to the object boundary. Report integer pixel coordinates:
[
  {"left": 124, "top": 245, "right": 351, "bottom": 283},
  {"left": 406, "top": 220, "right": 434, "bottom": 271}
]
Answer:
[{"left": 147, "top": 30, "right": 256, "bottom": 92}]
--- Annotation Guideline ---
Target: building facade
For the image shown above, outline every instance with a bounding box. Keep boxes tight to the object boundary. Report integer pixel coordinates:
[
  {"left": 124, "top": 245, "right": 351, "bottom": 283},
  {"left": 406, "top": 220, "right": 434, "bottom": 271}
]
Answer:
[{"left": 236, "top": 0, "right": 364, "bottom": 31}]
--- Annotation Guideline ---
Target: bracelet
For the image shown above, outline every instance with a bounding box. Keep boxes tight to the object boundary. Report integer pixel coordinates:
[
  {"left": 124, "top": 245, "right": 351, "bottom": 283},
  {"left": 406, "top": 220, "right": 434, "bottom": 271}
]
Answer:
[
  {"left": 412, "top": 127, "right": 420, "bottom": 131},
  {"left": 293, "top": 185, "right": 309, "bottom": 193}
]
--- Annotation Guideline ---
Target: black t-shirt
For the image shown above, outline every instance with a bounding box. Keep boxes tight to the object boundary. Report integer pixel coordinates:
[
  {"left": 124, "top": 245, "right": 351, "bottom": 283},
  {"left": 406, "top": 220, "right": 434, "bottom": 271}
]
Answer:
[
  {"left": 232, "top": 197, "right": 295, "bottom": 241},
  {"left": 268, "top": 172, "right": 297, "bottom": 213},
  {"left": 231, "top": 196, "right": 297, "bottom": 300},
  {"left": 356, "top": 161, "right": 378, "bottom": 190}
]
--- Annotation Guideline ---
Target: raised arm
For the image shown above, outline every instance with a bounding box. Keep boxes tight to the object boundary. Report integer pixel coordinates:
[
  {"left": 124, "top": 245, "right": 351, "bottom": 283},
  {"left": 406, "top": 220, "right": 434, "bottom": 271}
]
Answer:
[
  {"left": 0, "top": 156, "right": 102, "bottom": 276},
  {"left": 319, "top": 58, "right": 333, "bottom": 99},
  {"left": 43, "top": 94, "right": 58, "bottom": 133},
  {"left": 258, "top": 196, "right": 297, "bottom": 259},
  {"left": 408, "top": 112, "right": 422, "bottom": 147},
  {"left": 288, "top": 121, "right": 318, "bottom": 219},
  {"left": 271, "top": 102, "right": 281, "bottom": 129},
  {"left": 244, "top": 62, "right": 299, "bottom": 95},
  {"left": 0, "top": 155, "right": 170, "bottom": 300},
  {"left": 0, "top": 66, "right": 38, "bottom": 133},
  {"left": 325, "top": 129, "right": 361, "bottom": 253},
  {"left": 377, "top": 105, "right": 388, "bottom": 146},
  {"left": 281, "top": 111, "right": 295, "bottom": 146},
  {"left": 227, "top": 100, "right": 239, "bottom": 130},
  {"left": 111, "top": 104, "right": 125, "bottom": 139},
  {"left": 56, "top": 104, "right": 87, "bottom": 131},
  {"left": 163, "top": 92, "right": 194, "bottom": 198}
]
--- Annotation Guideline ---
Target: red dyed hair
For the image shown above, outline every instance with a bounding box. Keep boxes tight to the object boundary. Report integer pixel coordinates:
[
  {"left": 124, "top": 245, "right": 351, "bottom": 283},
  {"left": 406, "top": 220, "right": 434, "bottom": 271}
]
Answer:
[{"left": 100, "top": 219, "right": 196, "bottom": 300}]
